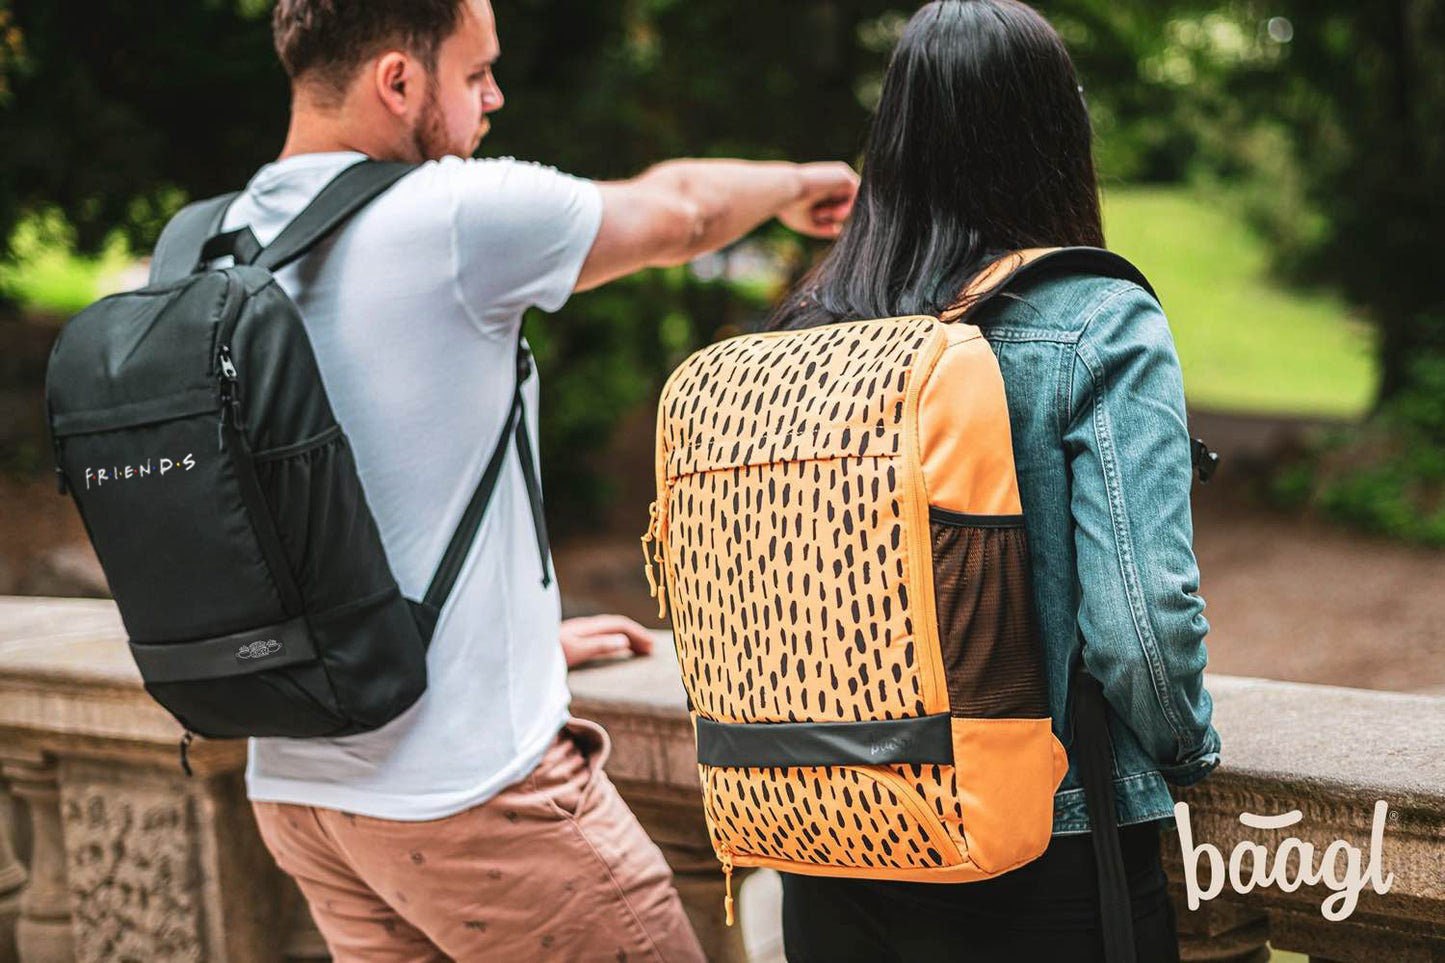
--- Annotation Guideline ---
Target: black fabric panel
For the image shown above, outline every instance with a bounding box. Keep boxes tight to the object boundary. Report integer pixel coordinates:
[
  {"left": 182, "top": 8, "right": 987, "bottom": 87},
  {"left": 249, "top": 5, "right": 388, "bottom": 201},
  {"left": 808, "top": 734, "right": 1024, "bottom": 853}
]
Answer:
[
  {"left": 228, "top": 273, "right": 341, "bottom": 453},
  {"left": 308, "top": 585, "right": 428, "bottom": 728},
  {"left": 695, "top": 713, "right": 954, "bottom": 768},
  {"left": 62, "top": 411, "right": 288, "bottom": 642},
  {"left": 46, "top": 273, "right": 230, "bottom": 418},
  {"left": 931, "top": 519, "right": 1050, "bottom": 718},
  {"left": 144, "top": 660, "right": 347, "bottom": 740},
  {"left": 51, "top": 388, "right": 218, "bottom": 437},
  {"left": 128, "top": 616, "right": 316, "bottom": 683},
  {"left": 252, "top": 429, "right": 396, "bottom": 616}
]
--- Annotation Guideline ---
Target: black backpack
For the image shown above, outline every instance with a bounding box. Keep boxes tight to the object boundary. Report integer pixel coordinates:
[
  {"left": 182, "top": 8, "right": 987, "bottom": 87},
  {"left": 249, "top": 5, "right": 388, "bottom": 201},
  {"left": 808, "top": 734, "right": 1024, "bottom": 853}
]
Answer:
[{"left": 44, "top": 160, "right": 553, "bottom": 771}]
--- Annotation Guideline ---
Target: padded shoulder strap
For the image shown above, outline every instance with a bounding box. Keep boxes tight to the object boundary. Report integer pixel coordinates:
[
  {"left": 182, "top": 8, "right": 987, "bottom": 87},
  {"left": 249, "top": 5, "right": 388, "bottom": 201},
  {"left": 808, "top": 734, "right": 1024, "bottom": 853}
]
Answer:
[
  {"left": 252, "top": 160, "right": 415, "bottom": 272},
  {"left": 148, "top": 193, "right": 239, "bottom": 285},
  {"left": 940, "top": 246, "right": 1159, "bottom": 323}
]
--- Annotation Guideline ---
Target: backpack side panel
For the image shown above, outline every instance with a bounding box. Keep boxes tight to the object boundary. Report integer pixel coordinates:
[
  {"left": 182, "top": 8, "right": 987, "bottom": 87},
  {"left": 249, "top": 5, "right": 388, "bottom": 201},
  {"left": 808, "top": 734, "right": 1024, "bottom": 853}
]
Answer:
[{"left": 915, "top": 322, "right": 1067, "bottom": 875}]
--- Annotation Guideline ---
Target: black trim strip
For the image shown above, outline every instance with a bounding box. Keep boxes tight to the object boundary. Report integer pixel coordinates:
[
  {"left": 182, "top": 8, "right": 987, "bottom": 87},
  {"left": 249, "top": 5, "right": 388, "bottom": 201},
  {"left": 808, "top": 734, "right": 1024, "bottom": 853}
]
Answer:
[
  {"left": 129, "top": 616, "right": 316, "bottom": 684},
  {"left": 928, "top": 506, "right": 1025, "bottom": 529},
  {"left": 695, "top": 713, "right": 954, "bottom": 768}
]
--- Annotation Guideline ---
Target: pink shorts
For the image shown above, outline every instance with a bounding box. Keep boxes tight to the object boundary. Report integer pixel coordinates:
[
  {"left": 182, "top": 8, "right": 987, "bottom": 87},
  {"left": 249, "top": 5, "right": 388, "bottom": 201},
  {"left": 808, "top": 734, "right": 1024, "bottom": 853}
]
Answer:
[{"left": 251, "top": 717, "right": 705, "bottom": 962}]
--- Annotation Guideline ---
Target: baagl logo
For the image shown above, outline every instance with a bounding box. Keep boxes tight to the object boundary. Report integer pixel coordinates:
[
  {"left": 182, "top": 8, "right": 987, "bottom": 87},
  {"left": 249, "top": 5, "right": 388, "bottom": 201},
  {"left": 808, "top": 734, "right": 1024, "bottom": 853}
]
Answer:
[
  {"left": 869, "top": 734, "right": 909, "bottom": 757},
  {"left": 83, "top": 454, "right": 197, "bottom": 490},
  {"left": 1174, "top": 800, "right": 1395, "bottom": 922}
]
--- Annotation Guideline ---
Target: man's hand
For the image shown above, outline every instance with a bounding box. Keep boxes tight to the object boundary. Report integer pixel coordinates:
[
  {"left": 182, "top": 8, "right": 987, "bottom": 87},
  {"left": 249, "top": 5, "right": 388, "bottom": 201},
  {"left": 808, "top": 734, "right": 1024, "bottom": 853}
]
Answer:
[
  {"left": 559, "top": 614, "right": 655, "bottom": 669},
  {"left": 777, "top": 162, "right": 860, "bottom": 239}
]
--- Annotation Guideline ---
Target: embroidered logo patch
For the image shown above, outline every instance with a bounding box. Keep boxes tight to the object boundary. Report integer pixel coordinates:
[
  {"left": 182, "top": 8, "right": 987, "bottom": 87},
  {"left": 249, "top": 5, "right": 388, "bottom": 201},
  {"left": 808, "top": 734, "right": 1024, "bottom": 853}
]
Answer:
[{"left": 236, "top": 639, "right": 283, "bottom": 661}]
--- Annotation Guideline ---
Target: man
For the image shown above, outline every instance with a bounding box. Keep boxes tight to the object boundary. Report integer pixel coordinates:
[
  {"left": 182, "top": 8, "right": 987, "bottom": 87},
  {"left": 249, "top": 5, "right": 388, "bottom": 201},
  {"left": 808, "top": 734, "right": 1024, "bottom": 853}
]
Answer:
[{"left": 239, "top": 0, "right": 859, "bottom": 960}]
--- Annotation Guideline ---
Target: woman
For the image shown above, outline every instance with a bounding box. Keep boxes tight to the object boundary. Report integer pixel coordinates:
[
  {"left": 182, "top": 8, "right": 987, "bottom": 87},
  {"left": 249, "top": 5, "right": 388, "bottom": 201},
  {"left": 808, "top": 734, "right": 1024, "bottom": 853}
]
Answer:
[{"left": 768, "top": 2, "right": 1220, "bottom": 960}]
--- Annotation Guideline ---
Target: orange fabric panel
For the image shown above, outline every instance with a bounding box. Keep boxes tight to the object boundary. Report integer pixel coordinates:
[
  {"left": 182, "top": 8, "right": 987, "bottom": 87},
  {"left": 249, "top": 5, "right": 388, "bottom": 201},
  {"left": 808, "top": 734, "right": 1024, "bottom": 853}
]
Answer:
[
  {"left": 950, "top": 716, "right": 1067, "bottom": 876},
  {"left": 918, "top": 331, "right": 1024, "bottom": 515},
  {"left": 655, "top": 317, "right": 949, "bottom": 725},
  {"left": 701, "top": 762, "right": 964, "bottom": 873}
]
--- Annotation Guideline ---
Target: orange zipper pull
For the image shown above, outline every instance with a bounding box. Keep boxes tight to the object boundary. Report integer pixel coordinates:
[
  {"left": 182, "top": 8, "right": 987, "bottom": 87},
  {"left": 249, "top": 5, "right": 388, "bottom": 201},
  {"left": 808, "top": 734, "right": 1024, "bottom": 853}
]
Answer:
[
  {"left": 721, "top": 853, "right": 735, "bottom": 927},
  {"left": 640, "top": 500, "right": 669, "bottom": 620}
]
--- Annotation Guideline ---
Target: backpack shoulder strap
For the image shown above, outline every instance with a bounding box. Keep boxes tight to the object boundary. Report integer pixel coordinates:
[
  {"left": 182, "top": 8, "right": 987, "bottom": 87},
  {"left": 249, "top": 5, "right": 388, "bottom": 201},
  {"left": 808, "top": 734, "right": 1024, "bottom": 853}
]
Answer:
[
  {"left": 148, "top": 192, "right": 239, "bottom": 285},
  {"left": 149, "top": 159, "right": 416, "bottom": 284},
  {"left": 252, "top": 159, "right": 416, "bottom": 272},
  {"left": 940, "top": 246, "right": 1159, "bottom": 323}
]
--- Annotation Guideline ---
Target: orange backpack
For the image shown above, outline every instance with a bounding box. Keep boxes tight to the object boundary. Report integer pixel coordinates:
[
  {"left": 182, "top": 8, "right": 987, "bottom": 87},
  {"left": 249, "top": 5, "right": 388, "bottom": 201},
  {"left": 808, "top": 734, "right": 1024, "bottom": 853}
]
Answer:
[{"left": 643, "top": 248, "right": 1159, "bottom": 924}]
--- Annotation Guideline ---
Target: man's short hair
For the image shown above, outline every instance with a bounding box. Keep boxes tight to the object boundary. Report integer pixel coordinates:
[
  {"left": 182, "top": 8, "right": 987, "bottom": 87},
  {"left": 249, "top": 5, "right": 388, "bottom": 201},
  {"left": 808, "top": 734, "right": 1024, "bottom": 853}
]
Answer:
[{"left": 272, "top": 0, "right": 465, "bottom": 98}]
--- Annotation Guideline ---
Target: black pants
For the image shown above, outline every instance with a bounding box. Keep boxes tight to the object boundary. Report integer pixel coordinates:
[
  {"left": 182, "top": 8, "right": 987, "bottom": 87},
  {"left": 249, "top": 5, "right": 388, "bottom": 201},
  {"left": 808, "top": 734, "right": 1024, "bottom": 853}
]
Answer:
[{"left": 780, "top": 823, "right": 1180, "bottom": 963}]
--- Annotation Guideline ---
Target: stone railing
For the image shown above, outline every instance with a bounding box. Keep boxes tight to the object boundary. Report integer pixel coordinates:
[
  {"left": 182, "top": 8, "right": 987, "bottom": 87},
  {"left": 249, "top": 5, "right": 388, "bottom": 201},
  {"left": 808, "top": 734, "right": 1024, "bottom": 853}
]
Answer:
[{"left": 2, "top": 596, "right": 1443, "bottom": 962}]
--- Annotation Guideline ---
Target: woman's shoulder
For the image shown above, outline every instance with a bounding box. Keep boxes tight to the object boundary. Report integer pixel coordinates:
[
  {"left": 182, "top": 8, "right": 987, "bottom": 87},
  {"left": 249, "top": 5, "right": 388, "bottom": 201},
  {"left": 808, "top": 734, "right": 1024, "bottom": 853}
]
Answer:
[{"left": 982, "top": 268, "right": 1162, "bottom": 341}]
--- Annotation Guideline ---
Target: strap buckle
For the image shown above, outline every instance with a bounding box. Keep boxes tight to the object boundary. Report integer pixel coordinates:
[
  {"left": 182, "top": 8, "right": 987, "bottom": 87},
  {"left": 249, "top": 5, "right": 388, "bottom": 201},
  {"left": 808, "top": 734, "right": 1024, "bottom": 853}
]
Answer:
[{"left": 1191, "top": 437, "right": 1220, "bottom": 484}]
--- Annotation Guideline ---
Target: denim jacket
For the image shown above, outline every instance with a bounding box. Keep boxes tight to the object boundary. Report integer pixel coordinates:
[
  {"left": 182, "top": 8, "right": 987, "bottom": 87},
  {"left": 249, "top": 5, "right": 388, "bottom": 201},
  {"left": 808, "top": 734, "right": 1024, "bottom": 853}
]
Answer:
[{"left": 973, "top": 269, "right": 1221, "bottom": 835}]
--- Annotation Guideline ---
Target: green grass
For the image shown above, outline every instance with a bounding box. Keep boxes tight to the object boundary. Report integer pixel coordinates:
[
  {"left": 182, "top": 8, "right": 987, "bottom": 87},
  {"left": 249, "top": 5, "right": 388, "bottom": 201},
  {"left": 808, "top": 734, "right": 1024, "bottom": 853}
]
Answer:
[
  {"left": 0, "top": 211, "right": 133, "bottom": 316},
  {"left": 1103, "top": 186, "right": 1377, "bottom": 418}
]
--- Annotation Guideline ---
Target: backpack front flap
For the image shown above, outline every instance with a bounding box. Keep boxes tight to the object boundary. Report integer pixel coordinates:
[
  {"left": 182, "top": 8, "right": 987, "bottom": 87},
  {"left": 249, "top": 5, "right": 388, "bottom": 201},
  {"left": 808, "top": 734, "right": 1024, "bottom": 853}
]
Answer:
[{"left": 644, "top": 291, "right": 1069, "bottom": 886}]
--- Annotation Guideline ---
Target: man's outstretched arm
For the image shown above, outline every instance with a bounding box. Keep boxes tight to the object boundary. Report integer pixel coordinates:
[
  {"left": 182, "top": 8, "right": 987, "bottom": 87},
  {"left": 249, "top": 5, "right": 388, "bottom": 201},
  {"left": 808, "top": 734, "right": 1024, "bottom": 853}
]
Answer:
[{"left": 575, "top": 159, "right": 858, "bottom": 293}]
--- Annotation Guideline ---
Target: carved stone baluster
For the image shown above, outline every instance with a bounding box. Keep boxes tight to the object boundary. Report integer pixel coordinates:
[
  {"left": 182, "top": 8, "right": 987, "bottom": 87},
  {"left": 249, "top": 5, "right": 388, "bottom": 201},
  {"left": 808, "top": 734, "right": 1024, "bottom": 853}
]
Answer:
[
  {"left": 0, "top": 774, "right": 29, "bottom": 963},
  {"left": 0, "top": 758, "right": 70, "bottom": 963}
]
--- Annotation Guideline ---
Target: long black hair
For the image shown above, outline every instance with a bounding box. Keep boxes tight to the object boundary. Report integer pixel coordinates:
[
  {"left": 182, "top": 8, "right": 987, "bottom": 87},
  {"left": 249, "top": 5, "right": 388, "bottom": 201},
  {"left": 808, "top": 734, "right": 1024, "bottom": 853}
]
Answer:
[{"left": 769, "top": 0, "right": 1103, "bottom": 330}]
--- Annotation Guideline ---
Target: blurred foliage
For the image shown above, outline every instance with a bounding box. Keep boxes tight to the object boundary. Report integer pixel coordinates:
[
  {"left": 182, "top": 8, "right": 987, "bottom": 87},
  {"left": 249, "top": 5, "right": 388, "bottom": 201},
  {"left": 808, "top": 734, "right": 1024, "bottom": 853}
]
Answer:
[
  {"left": 1, "top": 0, "right": 1442, "bottom": 540},
  {"left": 1104, "top": 187, "right": 1373, "bottom": 417}
]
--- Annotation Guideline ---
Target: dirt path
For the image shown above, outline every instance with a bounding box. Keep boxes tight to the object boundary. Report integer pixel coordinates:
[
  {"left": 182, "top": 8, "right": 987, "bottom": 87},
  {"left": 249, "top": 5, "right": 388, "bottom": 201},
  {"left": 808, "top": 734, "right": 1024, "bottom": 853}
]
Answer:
[{"left": 1191, "top": 487, "right": 1445, "bottom": 694}]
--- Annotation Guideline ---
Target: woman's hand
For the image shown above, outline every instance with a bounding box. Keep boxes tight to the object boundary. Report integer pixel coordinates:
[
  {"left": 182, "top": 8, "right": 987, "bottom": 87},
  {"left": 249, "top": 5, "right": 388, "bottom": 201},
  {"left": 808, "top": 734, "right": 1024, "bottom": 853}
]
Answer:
[{"left": 559, "top": 614, "right": 655, "bottom": 669}]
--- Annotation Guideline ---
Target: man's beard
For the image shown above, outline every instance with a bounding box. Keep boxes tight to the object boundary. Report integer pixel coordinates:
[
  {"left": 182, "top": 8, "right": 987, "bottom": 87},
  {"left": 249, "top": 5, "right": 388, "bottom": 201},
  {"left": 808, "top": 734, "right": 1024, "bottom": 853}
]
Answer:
[
  {"left": 409, "top": 76, "right": 487, "bottom": 161},
  {"left": 410, "top": 77, "right": 451, "bottom": 162}
]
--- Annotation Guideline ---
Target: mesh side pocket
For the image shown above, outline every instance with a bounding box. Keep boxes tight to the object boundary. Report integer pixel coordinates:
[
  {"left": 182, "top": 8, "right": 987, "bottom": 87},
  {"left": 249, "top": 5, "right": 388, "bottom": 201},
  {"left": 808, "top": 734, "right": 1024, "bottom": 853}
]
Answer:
[{"left": 930, "top": 514, "right": 1048, "bottom": 718}]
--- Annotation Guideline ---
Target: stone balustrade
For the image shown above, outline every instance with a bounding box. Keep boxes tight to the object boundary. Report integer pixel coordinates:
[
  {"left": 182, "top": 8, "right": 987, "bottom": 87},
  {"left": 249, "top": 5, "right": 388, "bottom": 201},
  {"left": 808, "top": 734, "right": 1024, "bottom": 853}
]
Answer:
[{"left": 2, "top": 595, "right": 1443, "bottom": 962}]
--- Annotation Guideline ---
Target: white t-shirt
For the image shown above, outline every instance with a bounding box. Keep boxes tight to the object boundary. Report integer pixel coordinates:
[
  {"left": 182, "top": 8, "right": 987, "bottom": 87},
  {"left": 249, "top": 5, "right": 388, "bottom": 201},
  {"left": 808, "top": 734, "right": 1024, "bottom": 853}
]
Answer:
[{"left": 222, "top": 150, "right": 602, "bottom": 820}]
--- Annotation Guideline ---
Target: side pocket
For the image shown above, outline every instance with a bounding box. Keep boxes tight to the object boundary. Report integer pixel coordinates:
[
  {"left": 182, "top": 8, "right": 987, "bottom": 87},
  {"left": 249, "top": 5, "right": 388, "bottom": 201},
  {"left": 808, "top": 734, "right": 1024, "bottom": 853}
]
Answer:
[
  {"left": 252, "top": 427, "right": 399, "bottom": 614},
  {"left": 929, "top": 509, "right": 1049, "bottom": 718}
]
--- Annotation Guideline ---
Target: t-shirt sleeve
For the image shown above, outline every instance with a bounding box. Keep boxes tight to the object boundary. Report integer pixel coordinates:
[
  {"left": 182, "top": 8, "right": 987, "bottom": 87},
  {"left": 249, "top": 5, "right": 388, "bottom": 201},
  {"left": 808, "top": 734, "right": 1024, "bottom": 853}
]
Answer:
[{"left": 449, "top": 156, "right": 603, "bottom": 335}]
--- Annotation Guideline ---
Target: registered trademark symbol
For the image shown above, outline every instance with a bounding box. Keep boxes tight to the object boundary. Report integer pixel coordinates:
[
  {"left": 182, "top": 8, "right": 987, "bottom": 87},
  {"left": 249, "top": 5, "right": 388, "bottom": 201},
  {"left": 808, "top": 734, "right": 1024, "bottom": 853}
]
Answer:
[{"left": 1389, "top": 810, "right": 1400, "bottom": 822}]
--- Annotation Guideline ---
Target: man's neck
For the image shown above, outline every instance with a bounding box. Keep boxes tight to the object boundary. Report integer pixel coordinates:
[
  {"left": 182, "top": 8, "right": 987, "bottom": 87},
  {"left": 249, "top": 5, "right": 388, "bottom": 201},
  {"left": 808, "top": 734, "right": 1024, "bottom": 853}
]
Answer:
[{"left": 277, "top": 97, "right": 409, "bottom": 162}]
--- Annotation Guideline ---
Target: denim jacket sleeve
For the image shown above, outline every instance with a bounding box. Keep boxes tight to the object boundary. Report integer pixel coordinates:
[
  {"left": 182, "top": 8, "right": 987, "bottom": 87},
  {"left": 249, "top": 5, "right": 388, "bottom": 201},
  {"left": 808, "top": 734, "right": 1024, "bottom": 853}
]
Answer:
[{"left": 1063, "top": 282, "right": 1221, "bottom": 787}]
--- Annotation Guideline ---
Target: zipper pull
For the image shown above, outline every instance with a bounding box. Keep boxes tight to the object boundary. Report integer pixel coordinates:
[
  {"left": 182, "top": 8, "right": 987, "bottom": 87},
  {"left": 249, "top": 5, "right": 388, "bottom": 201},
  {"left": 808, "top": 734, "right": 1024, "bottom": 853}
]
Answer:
[
  {"left": 641, "top": 500, "right": 669, "bottom": 620},
  {"left": 179, "top": 730, "right": 195, "bottom": 777},
  {"left": 217, "top": 344, "right": 243, "bottom": 449},
  {"left": 721, "top": 852, "right": 735, "bottom": 927}
]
